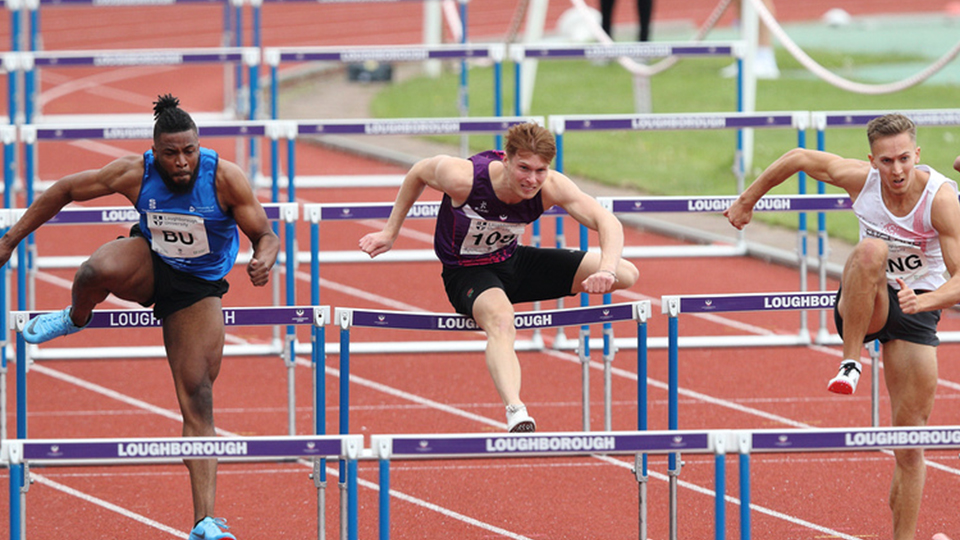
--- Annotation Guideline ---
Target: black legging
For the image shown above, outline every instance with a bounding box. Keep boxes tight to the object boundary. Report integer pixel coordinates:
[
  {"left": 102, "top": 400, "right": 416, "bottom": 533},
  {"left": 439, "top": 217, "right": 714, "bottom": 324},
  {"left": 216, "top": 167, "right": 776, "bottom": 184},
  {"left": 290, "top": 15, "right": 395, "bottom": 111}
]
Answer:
[{"left": 600, "top": 0, "right": 653, "bottom": 42}]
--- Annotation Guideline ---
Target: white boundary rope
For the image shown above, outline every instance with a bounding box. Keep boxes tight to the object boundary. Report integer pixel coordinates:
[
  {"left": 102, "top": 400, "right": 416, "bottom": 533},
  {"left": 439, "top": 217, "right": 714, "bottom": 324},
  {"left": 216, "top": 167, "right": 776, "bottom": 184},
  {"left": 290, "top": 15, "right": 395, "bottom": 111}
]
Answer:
[
  {"left": 747, "top": 0, "right": 960, "bottom": 94},
  {"left": 566, "top": 0, "right": 960, "bottom": 94}
]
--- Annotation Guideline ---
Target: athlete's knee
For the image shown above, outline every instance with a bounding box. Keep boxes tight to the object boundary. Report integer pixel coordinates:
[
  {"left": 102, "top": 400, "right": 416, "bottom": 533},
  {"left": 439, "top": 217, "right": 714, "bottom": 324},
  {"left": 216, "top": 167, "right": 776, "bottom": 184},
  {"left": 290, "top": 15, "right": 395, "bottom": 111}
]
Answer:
[
  {"left": 893, "top": 447, "right": 926, "bottom": 473},
  {"left": 474, "top": 301, "right": 517, "bottom": 340},
  {"left": 76, "top": 246, "right": 131, "bottom": 286},
  {"left": 179, "top": 377, "right": 215, "bottom": 425},
  {"left": 850, "top": 238, "right": 888, "bottom": 275},
  {"left": 618, "top": 260, "right": 639, "bottom": 289}
]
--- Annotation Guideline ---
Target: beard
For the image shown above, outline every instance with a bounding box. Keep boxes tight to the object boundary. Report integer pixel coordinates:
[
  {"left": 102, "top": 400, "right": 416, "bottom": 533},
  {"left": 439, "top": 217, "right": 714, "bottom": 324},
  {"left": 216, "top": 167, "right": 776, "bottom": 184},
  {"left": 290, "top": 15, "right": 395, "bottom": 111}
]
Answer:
[{"left": 156, "top": 162, "right": 199, "bottom": 195}]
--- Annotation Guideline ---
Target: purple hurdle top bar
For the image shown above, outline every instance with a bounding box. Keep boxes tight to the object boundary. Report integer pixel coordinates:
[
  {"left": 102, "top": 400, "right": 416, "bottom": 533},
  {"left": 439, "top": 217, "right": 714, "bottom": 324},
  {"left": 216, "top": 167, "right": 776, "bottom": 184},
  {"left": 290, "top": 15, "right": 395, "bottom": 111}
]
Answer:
[
  {"left": 40, "top": 203, "right": 289, "bottom": 225},
  {"left": 297, "top": 116, "right": 539, "bottom": 137},
  {"left": 376, "top": 430, "right": 713, "bottom": 459},
  {"left": 35, "top": 203, "right": 286, "bottom": 225},
  {"left": 521, "top": 43, "right": 736, "bottom": 60},
  {"left": 275, "top": 44, "right": 495, "bottom": 64},
  {"left": 341, "top": 302, "right": 638, "bottom": 332},
  {"left": 663, "top": 291, "right": 838, "bottom": 314},
  {"left": 609, "top": 194, "right": 852, "bottom": 214},
  {"left": 29, "top": 48, "right": 248, "bottom": 68},
  {"left": 556, "top": 112, "right": 800, "bottom": 132},
  {"left": 752, "top": 426, "right": 960, "bottom": 452},
  {"left": 818, "top": 109, "right": 960, "bottom": 128},
  {"left": 314, "top": 201, "right": 566, "bottom": 221},
  {"left": 30, "top": 121, "right": 269, "bottom": 141},
  {"left": 14, "top": 306, "right": 323, "bottom": 330},
  {"left": 20, "top": 435, "right": 352, "bottom": 463}
]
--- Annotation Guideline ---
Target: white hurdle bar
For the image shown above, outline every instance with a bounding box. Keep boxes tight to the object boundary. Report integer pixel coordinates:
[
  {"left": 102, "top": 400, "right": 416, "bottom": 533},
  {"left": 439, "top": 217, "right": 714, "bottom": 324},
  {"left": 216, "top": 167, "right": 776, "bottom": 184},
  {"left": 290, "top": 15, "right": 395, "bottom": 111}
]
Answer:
[
  {"left": 11, "top": 305, "right": 330, "bottom": 440},
  {"left": 4, "top": 433, "right": 362, "bottom": 540}
]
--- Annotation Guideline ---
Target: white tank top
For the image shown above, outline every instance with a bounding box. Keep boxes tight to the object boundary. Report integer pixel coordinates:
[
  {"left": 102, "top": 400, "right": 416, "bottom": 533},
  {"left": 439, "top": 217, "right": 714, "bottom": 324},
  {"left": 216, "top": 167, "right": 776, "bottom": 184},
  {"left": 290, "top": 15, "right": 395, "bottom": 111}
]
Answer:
[{"left": 852, "top": 165, "right": 957, "bottom": 291}]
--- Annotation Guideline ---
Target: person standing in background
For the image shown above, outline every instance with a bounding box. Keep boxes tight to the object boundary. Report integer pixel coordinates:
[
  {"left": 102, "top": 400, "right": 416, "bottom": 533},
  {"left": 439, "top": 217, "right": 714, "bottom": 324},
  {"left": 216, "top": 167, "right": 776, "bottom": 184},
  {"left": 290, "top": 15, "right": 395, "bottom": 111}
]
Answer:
[{"left": 600, "top": 0, "right": 654, "bottom": 42}]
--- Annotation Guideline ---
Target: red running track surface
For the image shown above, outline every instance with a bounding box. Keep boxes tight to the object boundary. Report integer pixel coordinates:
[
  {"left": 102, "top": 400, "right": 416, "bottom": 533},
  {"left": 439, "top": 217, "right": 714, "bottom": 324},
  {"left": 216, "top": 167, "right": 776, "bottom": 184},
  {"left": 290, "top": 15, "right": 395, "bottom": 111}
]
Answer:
[{"left": 2, "top": 1, "right": 960, "bottom": 539}]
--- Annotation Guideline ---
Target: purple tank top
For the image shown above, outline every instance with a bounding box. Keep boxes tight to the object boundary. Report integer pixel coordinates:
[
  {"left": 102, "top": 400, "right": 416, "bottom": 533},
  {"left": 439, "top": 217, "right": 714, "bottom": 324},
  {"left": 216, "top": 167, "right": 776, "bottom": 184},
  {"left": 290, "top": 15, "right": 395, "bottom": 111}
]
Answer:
[{"left": 434, "top": 151, "right": 545, "bottom": 267}]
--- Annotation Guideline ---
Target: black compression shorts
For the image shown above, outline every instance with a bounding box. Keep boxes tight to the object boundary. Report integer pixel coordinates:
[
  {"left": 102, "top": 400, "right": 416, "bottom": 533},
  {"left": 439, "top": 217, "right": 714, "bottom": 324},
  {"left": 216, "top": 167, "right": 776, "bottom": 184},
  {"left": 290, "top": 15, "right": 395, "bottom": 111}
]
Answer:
[
  {"left": 441, "top": 245, "right": 587, "bottom": 316},
  {"left": 130, "top": 225, "right": 230, "bottom": 320},
  {"left": 834, "top": 284, "right": 940, "bottom": 347}
]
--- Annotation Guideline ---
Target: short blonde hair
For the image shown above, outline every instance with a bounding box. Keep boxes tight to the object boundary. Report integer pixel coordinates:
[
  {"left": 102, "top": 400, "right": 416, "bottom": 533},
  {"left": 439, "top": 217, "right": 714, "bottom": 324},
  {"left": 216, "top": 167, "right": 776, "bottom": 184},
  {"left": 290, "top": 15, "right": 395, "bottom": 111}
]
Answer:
[{"left": 503, "top": 123, "right": 556, "bottom": 163}]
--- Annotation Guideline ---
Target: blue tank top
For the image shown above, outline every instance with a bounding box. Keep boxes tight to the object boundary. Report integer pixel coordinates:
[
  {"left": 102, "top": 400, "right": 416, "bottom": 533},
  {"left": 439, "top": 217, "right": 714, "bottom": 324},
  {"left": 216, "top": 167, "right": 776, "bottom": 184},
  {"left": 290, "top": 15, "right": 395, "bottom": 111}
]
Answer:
[
  {"left": 136, "top": 148, "right": 239, "bottom": 280},
  {"left": 434, "top": 151, "right": 545, "bottom": 267}
]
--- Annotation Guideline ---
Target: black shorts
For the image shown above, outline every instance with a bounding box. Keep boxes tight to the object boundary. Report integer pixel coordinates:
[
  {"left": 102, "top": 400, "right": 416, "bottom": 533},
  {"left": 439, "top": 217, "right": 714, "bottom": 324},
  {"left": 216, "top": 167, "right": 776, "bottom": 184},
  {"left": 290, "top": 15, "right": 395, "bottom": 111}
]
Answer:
[
  {"left": 834, "top": 284, "right": 940, "bottom": 347},
  {"left": 441, "top": 245, "right": 587, "bottom": 316},
  {"left": 130, "top": 225, "right": 230, "bottom": 320}
]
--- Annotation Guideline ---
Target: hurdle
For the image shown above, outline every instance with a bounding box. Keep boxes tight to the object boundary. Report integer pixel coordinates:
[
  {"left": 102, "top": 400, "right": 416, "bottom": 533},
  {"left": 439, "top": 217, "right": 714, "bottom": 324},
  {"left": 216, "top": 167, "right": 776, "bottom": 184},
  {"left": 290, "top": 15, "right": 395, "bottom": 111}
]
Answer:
[
  {"left": 14, "top": 120, "right": 299, "bottom": 331},
  {"left": 660, "top": 290, "right": 884, "bottom": 444},
  {"left": 659, "top": 290, "right": 880, "bottom": 540},
  {"left": 4, "top": 433, "right": 362, "bottom": 540},
  {"left": 11, "top": 305, "right": 330, "bottom": 440},
  {"left": 548, "top": 111, "right": 811, "bottom": 355},
  {"left": 509, "top": 41, "right": 744, "bottom": 127},
  {"left": 17, "top": 0, "right": 243, "bottom": 117},
  {"left": 739, "top": 425, "right": 960, "bottom": 540},
  {"left": 261, "top": 115, "right": 540, "bottom": 201},
  {"left": 371, "top": 428, "right": 719, "bottom": 540},
  {"left": 334, "top": 300, "right": 649, "bottom": 433},
  {"left": 302, "top": 192, "right": 851, "bottom": 356},
  {"left": 327, "top": 301, "right": 649, "bottom": 540},
  {"left": 265, "top": 42, "right": 501, "bottom": 126}
]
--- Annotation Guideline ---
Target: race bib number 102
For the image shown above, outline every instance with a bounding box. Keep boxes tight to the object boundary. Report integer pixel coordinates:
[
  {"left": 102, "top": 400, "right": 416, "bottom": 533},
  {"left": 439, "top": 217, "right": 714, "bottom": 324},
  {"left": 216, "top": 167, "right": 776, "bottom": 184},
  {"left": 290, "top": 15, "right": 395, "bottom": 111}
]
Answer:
[
  {"left": 460, "top": 219, "right": 525, "bottom": 255},
  {"left": 147, "top": 212, "right": 211, "bottom": 259}
]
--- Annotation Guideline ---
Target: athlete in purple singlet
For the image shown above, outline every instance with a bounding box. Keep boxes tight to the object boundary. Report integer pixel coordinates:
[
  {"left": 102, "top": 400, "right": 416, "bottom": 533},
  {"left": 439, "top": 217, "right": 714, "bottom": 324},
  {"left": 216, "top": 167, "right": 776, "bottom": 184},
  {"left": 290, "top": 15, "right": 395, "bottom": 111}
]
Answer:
[{"left": 360, "top": 122, "right": 638, "bottom": 432}]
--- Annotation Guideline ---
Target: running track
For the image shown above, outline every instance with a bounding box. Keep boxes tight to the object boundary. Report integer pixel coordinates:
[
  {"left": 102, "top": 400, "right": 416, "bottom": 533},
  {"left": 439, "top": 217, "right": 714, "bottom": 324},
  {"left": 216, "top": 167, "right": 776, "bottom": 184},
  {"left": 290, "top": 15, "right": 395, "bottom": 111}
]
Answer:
[{"left": 2, "top": 1, "right": 960, "bottom": 539}]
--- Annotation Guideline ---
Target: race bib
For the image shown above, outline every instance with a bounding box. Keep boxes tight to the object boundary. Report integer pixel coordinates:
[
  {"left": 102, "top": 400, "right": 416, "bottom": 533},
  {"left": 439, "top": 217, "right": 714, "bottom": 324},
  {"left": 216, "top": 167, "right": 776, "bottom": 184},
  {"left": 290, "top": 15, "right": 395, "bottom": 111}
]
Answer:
[
  {"left": 147, "top": 212, "right": 211, "bottom": 259},
  {"left": 886, "top": 242, "right": 929, "bottom": 284},
  {"left": 460, "top": 218, "right": 525, "bottom": 256}
]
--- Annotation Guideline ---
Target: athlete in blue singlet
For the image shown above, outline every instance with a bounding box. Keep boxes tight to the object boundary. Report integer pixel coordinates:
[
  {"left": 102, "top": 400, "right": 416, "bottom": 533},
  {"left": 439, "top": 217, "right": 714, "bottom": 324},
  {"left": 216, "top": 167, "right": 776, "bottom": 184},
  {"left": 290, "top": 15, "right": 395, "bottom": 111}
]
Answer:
[
  {"left": 360, "top": 122, "right": 639, "bottom": 433},
  {"left": 0, "top": 95, "right": 279, "bottom": 540}
]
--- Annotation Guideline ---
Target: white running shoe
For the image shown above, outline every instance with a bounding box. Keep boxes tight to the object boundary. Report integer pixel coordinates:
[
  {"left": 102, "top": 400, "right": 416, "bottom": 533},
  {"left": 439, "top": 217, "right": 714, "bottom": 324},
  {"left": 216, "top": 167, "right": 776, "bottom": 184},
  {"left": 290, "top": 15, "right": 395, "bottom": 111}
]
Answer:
[
  {"left": 827, "top": 360, "right": 862, "bottom": 395},
  {"left": 506, "top": 404, "right": 536, "bottom": 433}
]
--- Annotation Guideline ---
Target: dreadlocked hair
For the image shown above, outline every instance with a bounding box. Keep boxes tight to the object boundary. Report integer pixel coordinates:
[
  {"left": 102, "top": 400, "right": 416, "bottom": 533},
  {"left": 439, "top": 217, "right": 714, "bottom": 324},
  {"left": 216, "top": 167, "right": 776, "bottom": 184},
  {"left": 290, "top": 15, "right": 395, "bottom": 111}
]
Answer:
[{"left": 152, "top": 94, "right": 197, "bottom": 141}]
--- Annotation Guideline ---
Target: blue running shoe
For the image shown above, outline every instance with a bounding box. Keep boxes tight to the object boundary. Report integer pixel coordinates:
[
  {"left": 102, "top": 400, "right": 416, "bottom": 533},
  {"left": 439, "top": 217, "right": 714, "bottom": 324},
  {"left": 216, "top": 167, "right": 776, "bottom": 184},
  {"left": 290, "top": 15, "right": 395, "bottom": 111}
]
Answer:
[
  {"left": 188, "top": 517, "right": 236, "bottom": 540},
  {"left": 22, "top": 306, "right": 89, "bottom": 344}
]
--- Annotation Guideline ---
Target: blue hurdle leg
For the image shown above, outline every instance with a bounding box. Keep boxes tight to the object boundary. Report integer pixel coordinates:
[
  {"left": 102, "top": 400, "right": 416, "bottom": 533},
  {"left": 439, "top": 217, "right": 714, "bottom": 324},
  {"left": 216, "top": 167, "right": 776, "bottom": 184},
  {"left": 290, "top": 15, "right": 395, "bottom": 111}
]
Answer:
[
  {"left": 379, "top": 458, "right": 390, "bottom": 540},
  {"left": 715, "top": 437, "right": 726, "bottom": 540}
]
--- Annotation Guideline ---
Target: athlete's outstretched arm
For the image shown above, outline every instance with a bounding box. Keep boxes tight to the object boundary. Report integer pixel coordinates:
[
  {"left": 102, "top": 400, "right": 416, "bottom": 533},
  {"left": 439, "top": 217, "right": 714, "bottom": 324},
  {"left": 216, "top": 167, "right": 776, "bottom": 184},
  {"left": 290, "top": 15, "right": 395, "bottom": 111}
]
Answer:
[
  {"left": 359, "top": 155, "right": 472, "bottom": 258},
  {"left": 0, "top": 155, "right": 142, "bottom": 268}
]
